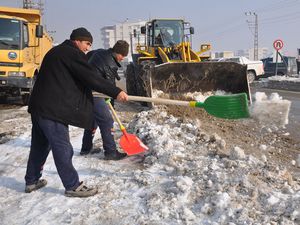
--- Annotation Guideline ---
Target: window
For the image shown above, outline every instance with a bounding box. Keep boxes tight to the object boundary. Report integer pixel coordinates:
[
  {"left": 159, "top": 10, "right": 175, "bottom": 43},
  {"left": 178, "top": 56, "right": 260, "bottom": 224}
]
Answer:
[
  {"left": 23, "top": 23, "right": 29, "bottom": 47},
  {"left": 152, "top": 20, "right": 184, "bottom": 46},
  {"left": 0, "top": 18, "right": 21, "bottom": 50}
]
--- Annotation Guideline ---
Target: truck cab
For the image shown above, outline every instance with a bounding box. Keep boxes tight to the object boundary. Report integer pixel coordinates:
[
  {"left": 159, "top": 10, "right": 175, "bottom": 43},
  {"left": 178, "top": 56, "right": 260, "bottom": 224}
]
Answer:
[
  {"left": 261, "top": 56, "right": 298, "bottom": 77},
  {"left": 220, "top": 56, "right": 264, "bottom": 83},
  {"left": 0, "top": 6, "right": 52, "bottom": 104}
]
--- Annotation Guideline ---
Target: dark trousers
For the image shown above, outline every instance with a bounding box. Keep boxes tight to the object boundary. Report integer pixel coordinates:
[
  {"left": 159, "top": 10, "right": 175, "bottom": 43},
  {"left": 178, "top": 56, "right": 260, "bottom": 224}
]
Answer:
[
  {"left": 25, "top": 115, "right": 80, "bottom": 191},
  {"left": 81, "top": 97, "right": 116, "bottom": 153}
]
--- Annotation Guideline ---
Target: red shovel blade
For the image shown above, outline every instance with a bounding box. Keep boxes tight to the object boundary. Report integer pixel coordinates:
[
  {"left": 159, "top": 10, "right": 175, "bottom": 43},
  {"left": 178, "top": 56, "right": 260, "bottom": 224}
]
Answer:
[{"left": 120, "top": 132, "right": 148, "bottom": 156}]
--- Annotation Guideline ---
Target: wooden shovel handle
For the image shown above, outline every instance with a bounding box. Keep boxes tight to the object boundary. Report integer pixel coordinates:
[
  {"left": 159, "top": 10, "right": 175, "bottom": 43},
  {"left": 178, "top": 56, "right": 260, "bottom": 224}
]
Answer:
[
  {"left": 106, "top": 100, "right": 126, "bottom": 131},
  {"left": 127, "top": 95, "right": 191, "bottom": 106},
  {"left": 94, "top": 93, "right": 191, "bottom": 107}
]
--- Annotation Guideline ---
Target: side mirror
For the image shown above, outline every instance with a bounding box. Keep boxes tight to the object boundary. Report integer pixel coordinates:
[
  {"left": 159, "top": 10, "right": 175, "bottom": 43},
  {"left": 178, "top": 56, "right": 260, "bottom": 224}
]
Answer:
[
  {"left": 133, "top": 29, "right": 137, "bottom": 38},
  {"left": 36, "top": 25, "right": 43, "bottom": 38},
  {"left": 190, "top": 27, "right": 194, "bottom": 35},
  {"left": 141, "top": 26, "right": 146, "bottom": 34}
]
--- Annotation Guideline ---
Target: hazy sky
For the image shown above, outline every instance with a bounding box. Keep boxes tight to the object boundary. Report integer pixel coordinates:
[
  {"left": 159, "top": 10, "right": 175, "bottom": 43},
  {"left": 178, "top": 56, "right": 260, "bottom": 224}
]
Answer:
[{"left": 1, "top": 0, "right": 300, "bottom": 56}]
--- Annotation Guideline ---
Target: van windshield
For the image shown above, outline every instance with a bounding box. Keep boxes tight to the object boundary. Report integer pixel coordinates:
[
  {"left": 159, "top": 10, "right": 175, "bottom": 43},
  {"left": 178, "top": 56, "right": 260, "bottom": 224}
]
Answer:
[{"left": 0, "top": 18, "right": 21, "bottom": 50}]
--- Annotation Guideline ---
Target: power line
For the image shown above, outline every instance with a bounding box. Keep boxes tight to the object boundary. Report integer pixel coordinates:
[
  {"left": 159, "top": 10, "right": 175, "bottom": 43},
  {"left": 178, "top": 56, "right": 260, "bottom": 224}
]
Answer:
[
  {"left": 255, "top": 0, "right": 300, "bottom": 14},
  {"left": 260, "top": 11, "right": 300, "bottom": 24}
]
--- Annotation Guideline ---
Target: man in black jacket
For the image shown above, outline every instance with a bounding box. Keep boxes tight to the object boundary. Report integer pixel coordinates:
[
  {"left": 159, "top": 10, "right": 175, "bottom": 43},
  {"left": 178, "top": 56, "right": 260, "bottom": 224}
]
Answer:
[
  {"left": 24, "top": 27, "right": 128, "bottom": 198},
  {"left": 80, "top": 41, "right": 129, "bottom": 160}
]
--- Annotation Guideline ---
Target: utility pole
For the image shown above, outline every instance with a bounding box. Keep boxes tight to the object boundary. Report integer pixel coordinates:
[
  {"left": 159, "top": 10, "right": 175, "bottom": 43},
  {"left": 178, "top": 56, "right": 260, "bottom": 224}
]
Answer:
[
  {"left": 23, "top": 0, "right": 44, "bottom": 15},
  {"left": 23, "top": 0, "right": 34, "bottom": 9},
  {"left": 245, "top": 12, "right": 258, "bottom": 60}
]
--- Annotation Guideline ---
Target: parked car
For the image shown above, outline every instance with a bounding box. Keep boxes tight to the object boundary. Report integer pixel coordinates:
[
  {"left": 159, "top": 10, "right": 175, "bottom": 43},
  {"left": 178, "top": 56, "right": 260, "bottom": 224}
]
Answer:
[
  {"left": 219, "top": 57, "right": 265, "bottom": 83},
  {"left": 261, "top": 56, "right": 298, "bottom": 77}
]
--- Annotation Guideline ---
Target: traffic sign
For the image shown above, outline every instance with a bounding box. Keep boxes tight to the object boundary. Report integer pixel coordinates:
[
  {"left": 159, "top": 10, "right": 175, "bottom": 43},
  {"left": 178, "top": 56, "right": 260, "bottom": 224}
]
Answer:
[{"left": 273, "top": 39, "right": 284, "bottom": 51}]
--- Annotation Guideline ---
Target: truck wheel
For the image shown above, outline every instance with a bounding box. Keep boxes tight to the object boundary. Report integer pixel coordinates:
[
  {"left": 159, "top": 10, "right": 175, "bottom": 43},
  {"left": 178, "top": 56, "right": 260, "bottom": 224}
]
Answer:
[
  {"left": 125, "top": 63, "right": 137, "bottom": 95},
  {"left": 21, "top": 94, "right": 30, "bottom": 105},
  {"left": 0, "top": 96, "right": 7, "bottom": 104},
  {"left": 247, "top": 71, "right": 256, "bottom": 83}
]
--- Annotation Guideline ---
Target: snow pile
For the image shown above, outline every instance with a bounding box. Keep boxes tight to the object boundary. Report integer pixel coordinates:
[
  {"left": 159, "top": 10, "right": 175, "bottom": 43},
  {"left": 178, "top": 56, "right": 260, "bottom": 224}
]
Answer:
[
  {"left": 250, "top": 92, "right": 291, "bottom": 127},
  {"left": 0, "top": 104, "right": 299, "bottom": 224},
  {"left": 128, "top": 107, "right": 300, "bottom": 224}
]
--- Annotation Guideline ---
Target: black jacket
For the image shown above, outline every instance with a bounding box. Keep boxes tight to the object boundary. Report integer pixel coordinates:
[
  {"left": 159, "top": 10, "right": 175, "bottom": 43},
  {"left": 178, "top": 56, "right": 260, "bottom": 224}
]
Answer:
[
  {"left": 28, "top": 40, "right": 122, "bottom": 129},
  {"left": 87, "top": 48, "right": 121, "bottom": 85}
]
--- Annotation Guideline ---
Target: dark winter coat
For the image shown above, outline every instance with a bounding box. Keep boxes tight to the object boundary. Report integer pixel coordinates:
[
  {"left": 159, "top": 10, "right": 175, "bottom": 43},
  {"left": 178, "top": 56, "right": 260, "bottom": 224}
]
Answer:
[
  {"left": 87, "top": 48, "right": 121, "bottom": 85},
  {"left": 28, "top": 40, "right": 122, "bottom": 129}
]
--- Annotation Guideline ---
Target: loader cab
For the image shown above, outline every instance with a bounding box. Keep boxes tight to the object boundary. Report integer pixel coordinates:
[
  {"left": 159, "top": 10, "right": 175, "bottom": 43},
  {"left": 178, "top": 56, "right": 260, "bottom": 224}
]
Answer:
[{"left": 141, "top": 19, "right": 188, "bottom": 48}]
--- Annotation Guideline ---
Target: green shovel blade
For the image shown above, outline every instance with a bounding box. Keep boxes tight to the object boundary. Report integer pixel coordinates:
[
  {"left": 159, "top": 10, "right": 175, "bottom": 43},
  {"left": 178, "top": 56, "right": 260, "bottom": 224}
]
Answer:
[{"left": 195, "top": 93, "right": 250, "bottom": 119}]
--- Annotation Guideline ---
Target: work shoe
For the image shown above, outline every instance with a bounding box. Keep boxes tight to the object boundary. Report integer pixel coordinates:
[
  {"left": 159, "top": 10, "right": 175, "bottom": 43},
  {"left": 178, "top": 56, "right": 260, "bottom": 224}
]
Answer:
[
  {"left": 80, "top": 148, "right": 101, "bottom": 156},
  {"left": 25, "top": 179, "right": 47, "bottom": 193},
  {"left": 80, "top": 149, "right": 90, "bottom": 155},
  {"left": 65, "top": 182, "right": 98, "bottom": 198},
  {"left": 90, "top": 148, "right": 101, "bottom": 154},
  {"left": 104, "top": 150, "right": 127, "bottom": 160}
]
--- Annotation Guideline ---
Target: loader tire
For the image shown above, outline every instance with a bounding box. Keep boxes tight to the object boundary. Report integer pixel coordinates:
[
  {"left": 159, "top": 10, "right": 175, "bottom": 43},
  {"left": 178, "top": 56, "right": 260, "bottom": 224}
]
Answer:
[
  {"left": 136, "top": 60, "right": 156, "bottom": 107},
  {"left": 125, "top": 63, "right": 137, "bottom": 95},
  {"left": 136, "top": 60, "right": 155, "bottom": 97}
]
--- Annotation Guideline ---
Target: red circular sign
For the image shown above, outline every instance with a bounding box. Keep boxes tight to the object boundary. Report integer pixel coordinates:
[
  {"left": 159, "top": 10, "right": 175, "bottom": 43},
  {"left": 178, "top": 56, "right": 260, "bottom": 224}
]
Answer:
[{"left": 273, "top": 39, "right": 284, "bottom": 51}]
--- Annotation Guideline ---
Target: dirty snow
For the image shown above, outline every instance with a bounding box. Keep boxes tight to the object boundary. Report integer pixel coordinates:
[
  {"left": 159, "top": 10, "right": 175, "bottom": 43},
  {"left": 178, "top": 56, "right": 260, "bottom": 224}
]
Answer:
[{"left": 0, "top": 91, "right": 299, "bottom": 225}]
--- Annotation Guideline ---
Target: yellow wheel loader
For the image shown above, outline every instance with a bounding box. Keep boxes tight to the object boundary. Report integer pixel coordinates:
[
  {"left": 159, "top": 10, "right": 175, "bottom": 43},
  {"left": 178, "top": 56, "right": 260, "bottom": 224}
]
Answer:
[{"left": 125, "top": 19, "right": 250, "bottom": 101}]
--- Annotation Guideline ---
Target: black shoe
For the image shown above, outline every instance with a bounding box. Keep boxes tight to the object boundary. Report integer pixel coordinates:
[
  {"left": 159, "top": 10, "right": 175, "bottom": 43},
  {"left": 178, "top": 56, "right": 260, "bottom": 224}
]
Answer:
[
  {"left": 80, "top": 150, "right": 90, "bottom": 155},
  {"left": 104, "top": 151, "right": 127, "bottom": 160},
  {"left": 90, "top": 148, "right": 101, "bottom": 154}
]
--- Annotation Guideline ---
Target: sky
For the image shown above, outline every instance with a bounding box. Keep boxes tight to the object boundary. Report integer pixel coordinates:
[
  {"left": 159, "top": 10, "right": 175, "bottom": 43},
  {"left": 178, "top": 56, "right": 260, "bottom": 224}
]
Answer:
[{"left": 1, "top": 0, "right": 300, "bottom": 55}]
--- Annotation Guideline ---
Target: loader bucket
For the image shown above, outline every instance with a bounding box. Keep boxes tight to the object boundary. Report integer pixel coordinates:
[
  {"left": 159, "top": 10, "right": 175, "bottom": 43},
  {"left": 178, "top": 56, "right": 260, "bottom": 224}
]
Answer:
[{"left": 147, "top": 62, "right": 251, "bottom": 100}]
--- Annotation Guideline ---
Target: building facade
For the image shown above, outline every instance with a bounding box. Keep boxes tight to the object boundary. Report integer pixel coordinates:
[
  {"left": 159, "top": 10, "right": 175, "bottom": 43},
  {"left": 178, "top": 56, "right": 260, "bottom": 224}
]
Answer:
[
  {"left": 213, "top": 51, "right": 234, "bottom": 59},
  {"left": 247, "top": 47, "right": 269, "bottom": 60}
]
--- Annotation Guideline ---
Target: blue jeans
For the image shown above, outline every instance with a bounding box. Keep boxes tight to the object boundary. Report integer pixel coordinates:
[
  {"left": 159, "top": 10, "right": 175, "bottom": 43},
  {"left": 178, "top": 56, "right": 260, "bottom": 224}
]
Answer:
[
  {"left": 25, "top": 115, "right": 80, "bottom": 191},
  {"left": 81, "top": 97, "right": 116, "bottom": 153}
]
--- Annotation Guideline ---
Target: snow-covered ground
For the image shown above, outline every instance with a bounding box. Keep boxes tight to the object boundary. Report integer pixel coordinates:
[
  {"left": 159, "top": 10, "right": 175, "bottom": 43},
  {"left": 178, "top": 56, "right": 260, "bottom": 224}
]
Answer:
[{"left": 0, "top": 92, "right": 299, "bottom": 225}]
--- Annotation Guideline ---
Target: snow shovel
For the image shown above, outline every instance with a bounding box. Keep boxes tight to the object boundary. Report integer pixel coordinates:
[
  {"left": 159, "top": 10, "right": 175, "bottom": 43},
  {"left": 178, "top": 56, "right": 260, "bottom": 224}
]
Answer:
[
  {"left": 125, "top": 93, "right": 250, "bottom": 119},
  {"left": 105, "top": 99, "right": 148, "bottom": 155}
]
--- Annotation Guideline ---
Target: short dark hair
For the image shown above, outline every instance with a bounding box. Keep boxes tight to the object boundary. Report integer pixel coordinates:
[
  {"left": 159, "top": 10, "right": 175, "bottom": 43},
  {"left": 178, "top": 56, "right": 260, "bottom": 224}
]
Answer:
[{"left": 112, "top": 40, "right": 129, "bottom": 56}]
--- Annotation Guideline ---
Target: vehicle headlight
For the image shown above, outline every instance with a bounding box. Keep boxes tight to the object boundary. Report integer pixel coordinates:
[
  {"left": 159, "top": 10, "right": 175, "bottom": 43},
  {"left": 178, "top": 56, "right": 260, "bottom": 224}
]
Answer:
[{"left": 8, "top": 71, "right": 26, "bottom": 77}]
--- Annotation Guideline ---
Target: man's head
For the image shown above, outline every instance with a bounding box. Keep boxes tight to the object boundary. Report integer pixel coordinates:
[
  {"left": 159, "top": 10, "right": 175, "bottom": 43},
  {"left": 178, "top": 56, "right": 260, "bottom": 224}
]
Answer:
[
  {"left": 112, "top": 40, "right": 129, "bottom": 62},
  {"left": 70, "top": 27, "right": 93, "bottom": 53}
]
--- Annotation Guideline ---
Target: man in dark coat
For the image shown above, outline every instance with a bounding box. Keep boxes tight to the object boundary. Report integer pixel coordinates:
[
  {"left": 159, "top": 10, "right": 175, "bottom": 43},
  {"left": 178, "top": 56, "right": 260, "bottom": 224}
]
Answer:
[
  {"left": 80, "top": 40, "right": 129, "bottom": 160},
  {"left": 24, "top": 27, "right": 128, "bottom": 198}
]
